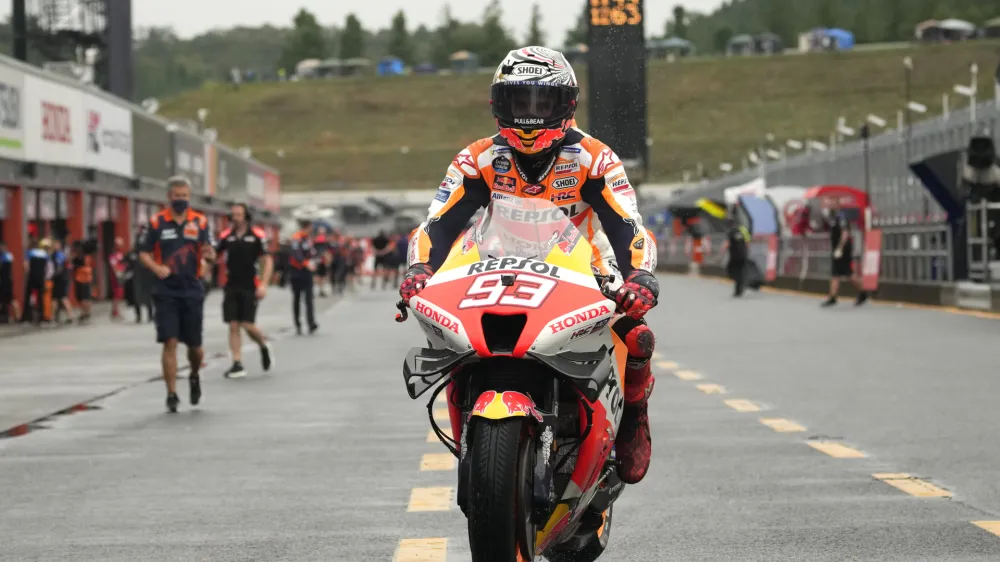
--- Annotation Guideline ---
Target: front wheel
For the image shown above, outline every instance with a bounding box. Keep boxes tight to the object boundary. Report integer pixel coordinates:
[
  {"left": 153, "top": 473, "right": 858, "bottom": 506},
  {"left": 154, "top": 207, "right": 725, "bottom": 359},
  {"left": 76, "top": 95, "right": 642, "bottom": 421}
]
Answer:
[{"left": 467, "top": 418, "right": 536, "bottom": 562}]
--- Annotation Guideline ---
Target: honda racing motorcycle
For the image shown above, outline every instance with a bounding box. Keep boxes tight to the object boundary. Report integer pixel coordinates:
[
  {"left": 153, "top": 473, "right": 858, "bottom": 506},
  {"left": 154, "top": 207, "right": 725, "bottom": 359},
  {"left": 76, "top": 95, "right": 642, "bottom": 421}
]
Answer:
[{"left": 396, "top": 197, "right": 634, "bottom": 562}]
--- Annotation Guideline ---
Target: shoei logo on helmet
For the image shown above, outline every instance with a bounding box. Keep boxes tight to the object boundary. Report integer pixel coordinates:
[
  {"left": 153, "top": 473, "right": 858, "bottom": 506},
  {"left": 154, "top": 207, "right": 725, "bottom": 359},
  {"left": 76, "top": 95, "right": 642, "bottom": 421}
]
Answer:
[
  {"left": 515, "top": 118, "right": 545, "bottom": 125},
  {"left": 511, "top": 65, "right": 545, "bottom": 77}
]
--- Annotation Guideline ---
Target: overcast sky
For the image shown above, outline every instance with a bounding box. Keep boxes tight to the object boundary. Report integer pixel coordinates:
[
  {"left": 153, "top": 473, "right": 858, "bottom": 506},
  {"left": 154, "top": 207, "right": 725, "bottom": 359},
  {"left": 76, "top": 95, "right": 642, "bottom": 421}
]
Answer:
[{"left": 130, "top": 0, "right": 726, "bottom": 41}]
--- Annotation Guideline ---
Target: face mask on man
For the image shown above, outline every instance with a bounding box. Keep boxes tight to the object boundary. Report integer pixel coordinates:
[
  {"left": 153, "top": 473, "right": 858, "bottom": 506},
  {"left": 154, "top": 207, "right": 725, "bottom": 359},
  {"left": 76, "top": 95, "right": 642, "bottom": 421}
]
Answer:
[{"left": 171, "top": 199, "right": 189, "bottom": 215}]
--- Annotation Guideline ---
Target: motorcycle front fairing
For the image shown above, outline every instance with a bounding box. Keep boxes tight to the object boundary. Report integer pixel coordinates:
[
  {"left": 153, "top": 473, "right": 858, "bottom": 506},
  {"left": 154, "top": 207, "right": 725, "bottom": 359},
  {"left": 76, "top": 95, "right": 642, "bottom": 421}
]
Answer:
[{"left": 403, "top": 197, "right": 629, "bottom": 554}]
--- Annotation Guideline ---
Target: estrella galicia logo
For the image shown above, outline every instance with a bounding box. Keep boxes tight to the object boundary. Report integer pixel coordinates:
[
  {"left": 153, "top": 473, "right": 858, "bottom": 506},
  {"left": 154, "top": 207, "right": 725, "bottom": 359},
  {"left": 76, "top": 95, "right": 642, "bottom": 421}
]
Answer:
[
  {"left": 0, "top": 82, "right": 20, "bottom": 130},
  {"left": 492, "top": 156, "right": 512, "bottom": 174}
]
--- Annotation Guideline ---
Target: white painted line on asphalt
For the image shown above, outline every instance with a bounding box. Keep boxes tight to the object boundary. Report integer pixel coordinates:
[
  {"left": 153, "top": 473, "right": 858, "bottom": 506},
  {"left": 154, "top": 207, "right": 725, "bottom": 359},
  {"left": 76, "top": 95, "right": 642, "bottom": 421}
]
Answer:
[
  {"left": 759, "top": 418, "right": 807, "bottom": 432},
  {"left": 394, "top": 538, "right": 448, "bottom": 561},
  {"left": 808, "top": 441, "right": 866, "bottom": 458},
  {"left": 675, "top": 370, "right": 703, "bottom": 381},
  {"left": 696, "top": 383, "right": 726, "bottom": 395},
  {"left": 420, "top": 453, "right": 456, "bottom": 471},
  {"left": 723, "top": 399, "right": 761, "bottom": 412},
  {"left": 408, "top": 487, "right": 453, "bottom": 512}
]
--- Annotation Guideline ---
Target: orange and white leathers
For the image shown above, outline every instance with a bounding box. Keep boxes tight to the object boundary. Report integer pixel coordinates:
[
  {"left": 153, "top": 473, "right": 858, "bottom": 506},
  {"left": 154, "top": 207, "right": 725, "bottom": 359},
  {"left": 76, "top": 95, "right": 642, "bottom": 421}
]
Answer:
[{"left": 409, "top": 127, "right": 657, "bottom": 279}]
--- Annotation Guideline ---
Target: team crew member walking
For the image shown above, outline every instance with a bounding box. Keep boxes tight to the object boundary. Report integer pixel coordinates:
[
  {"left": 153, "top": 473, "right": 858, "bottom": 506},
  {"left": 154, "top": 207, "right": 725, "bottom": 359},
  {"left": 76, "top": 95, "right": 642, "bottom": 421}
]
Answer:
[
  {"left": 50, "top": 239, "right": 73, "bottom": 323},
  {"left": 401, "top": 47, "right": 659, "bottom": 485},
  {"left": 216, "top": 203, "right": 274, "bottom": 378},
  {"left": 138, "top": 177, "right": 216, "bottom": 413},
  {"left": 288, "top": 220, "right": 319, "bottom": 335}
]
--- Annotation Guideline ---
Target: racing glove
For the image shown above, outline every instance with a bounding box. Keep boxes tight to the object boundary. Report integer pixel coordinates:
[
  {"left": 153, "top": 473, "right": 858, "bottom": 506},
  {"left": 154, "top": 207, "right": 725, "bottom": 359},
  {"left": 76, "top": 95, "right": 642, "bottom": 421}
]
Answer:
[
  {"left": 399, "top": 263, "right": 434, "bottom": 304},
  {"left": 615, "top": 270, "right": 659, "bottom": 320}
]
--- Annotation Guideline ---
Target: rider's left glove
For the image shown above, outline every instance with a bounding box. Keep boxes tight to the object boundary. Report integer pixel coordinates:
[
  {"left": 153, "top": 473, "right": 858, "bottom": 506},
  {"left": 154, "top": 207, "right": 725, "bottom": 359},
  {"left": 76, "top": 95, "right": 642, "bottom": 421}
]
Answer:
[
  {"left": 615, "top": 270, "right": 659, "bottom": 320},
  {"left": 399, "top": 263, "right": 435, "bottom": 304}
]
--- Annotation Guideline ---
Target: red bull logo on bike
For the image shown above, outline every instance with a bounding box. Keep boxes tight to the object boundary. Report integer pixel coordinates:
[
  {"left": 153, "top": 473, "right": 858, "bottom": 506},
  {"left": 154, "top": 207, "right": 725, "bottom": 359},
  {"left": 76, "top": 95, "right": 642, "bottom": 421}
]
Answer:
[
  {"left": 549, "top": 304, "right": 613, "bottom": 334},
  {"left": 472, "top": 391, "right": 543, "bottom": 422},
  {"left": 414, "top": 301, "right": 460, "bottom": 334}
]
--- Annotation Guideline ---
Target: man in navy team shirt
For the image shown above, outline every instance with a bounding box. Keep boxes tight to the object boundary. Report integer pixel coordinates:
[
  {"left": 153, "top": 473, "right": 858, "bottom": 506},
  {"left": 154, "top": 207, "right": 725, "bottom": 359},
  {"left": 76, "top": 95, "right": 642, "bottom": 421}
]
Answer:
[{"left": 138, "top": 176, "right": 217, "bottom": 413}]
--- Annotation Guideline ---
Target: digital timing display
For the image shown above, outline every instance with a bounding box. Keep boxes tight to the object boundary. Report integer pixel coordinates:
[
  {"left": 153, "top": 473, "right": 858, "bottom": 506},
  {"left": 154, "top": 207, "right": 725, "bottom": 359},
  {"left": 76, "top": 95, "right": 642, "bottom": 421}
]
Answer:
[{"left": 590, "top": 0, "right": 642, "bottom": 27}]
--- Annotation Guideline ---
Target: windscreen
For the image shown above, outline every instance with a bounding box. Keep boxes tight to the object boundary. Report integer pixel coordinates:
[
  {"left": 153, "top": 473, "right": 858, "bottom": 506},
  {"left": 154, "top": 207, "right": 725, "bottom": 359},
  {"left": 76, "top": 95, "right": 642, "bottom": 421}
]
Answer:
[{"left": 471, "top": 197, "right": 588, "bottom": 261}]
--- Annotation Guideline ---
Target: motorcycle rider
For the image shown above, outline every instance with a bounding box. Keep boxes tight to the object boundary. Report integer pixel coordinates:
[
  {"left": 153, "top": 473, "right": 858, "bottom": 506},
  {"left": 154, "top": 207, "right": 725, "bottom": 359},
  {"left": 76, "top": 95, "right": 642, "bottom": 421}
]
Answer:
[{"left": 398, "top": 47, "right": 659, "bottom": 485}]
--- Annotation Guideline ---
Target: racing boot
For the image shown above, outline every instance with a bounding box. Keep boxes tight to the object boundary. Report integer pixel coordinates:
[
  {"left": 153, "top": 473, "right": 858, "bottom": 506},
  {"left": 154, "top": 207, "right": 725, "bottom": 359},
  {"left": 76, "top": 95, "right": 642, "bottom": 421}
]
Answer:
[{"left": 616, "top": 323, "right": 656, "bottom": 484}]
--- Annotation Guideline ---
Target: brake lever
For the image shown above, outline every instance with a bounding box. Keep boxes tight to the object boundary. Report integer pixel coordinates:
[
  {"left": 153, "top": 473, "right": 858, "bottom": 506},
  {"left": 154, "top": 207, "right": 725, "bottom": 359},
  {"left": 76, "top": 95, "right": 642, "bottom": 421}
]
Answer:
[{"left": 395, "top": 300, "right": 409, "bottom": 323}]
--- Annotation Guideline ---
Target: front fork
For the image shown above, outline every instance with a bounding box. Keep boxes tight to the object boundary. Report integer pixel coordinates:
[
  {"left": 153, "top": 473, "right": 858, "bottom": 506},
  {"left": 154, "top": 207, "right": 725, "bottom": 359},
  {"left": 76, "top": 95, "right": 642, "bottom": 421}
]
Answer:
[{"left": 453, "top": 381, "right": 560, "bottom": 525}]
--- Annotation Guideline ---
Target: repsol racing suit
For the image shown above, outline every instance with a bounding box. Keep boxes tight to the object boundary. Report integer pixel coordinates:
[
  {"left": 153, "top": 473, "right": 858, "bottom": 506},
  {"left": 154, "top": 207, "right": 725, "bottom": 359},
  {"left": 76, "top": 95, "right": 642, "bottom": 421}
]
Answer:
[{"left": 407, "top": 128, "right": 658, "bottom": 484}]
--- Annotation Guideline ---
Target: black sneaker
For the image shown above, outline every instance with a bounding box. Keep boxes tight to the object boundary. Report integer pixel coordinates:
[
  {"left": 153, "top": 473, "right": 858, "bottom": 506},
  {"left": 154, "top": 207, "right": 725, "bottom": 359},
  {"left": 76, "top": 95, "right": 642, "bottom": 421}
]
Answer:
[
  {"left": 855, "top": 291, "right": 870, "bottom": 306},
  {"left": 309, "top": 324, "right": 319, "bottom": 335},
  {"left": 821, "top": 297, "right": 837, "bottom": 307},
  {"left": 260, "top": 344, "right": 273, "bottom": 372},
  {"left": 225, "top": 361, "right": 247, "bottom": 379},
  {"left": 189, "top": 374, "right": 202, "bottom": 405},
  {"left": 166, "top": 392, "right": 180, "bottom": 413}
]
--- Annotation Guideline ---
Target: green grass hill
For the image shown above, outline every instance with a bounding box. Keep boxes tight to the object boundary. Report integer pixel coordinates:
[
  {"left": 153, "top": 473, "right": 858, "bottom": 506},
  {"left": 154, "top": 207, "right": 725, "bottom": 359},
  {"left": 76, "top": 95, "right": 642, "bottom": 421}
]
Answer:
[{"left": 160, "top": 41, "right": 1000, "bottom": 191}]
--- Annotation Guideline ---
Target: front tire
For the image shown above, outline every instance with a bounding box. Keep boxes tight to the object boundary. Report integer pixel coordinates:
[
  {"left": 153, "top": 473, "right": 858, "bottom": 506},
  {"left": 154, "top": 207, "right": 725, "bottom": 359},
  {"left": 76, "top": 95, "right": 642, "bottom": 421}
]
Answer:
[{"left": 468, "top": 418, "right": 535, "bottom": 562}]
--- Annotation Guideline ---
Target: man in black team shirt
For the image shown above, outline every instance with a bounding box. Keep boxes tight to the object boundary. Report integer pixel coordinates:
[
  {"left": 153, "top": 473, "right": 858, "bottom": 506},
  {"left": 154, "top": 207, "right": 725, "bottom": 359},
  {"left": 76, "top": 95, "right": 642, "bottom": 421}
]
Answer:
[
  {"left": 822, "top": 199, "right": 870, "bottom": 307},
  {"left": 370, "top": 230, "right": 395, "bottom": 290},
  {"left": 216, "top": 203, "right": 274, "bottom": 378}
]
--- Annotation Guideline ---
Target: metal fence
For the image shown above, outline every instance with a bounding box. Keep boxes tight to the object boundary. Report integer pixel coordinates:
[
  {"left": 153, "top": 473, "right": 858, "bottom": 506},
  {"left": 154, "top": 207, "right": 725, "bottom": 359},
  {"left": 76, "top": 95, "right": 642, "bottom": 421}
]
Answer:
[
  {"left": 659, "top": 223, "right": 954, "bottom": 286},
  {"left": 671, "top": 98, "right": 1000, "bottom": 227}
]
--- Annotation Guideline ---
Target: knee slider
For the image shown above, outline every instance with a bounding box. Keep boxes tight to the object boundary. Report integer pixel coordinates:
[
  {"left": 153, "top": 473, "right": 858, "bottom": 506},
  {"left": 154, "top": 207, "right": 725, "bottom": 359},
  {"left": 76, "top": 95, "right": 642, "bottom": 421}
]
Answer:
[{"left": 625, "top": 323, "right": 655, "bottom": 360}]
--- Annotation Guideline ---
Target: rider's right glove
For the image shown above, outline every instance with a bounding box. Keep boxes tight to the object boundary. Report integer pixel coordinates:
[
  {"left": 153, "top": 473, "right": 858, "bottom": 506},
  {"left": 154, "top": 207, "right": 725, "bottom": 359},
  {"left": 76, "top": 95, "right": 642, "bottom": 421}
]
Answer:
[{"left": 399, "top": 263, "right": 435, "bottom": 304}]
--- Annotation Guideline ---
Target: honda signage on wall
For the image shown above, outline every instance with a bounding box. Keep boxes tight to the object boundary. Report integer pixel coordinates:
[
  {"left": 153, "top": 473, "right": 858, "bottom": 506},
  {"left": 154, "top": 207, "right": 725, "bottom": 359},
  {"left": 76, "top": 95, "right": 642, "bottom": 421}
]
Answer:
[
  {"left": 84, "top": 92, "right": 133, "bottom": 177},
  {"left": 171, "top": 129, "right": 207, "bottom": 194},
  {"left": 23, "top": 74, "right": 85, "bottom": 167},
  {"left": 0, "top": 65, "right": 25, "bottom": 160}
]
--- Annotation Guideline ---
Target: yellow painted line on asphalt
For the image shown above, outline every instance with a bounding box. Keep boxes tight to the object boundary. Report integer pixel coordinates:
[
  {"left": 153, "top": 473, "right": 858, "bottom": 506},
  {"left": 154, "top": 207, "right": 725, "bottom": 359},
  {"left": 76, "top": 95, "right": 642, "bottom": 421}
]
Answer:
[
  {"left": 971, "top": 521, "right": 1000, "bottom": 537},
  {"left": 655, "top": 360, "right": 679, "bottom": 370},
  {"left": 873, "top": 473, "right": 952, "bottom": 498},
  {"left": 723, "top": 399, "right": 761, "bottom": 412},
  {"left": 433, "top": 408, "right": 450, "bottom": 422},
  {"left": 394, "top": 538, "right": 448, "bottom": 561},
  {"left": 420, "top": 453, "right": 456, "bottom": 471},
  {"left": 427, "top": 427, "right": 453, "bottom": 443},
  {"left": 652, "top": 352, "right": 664, "bottom": 360},
  {"left": 675, "top": 369, "right": 703, "bottom": 381},
  {"left": 408, "top": 487, "right": 453, "bottom": 512},
  {"left": 696, "top": 383, "right": 726, "bottom": 395},
  {"left": 435, "top": 392, "right": 447, "bottom": 405},
  {"left": 759, "top": 418, "right": 807, "bottom": 432},
  {"left": 808, "top": 441, "right": 866, "bottom": 458}
]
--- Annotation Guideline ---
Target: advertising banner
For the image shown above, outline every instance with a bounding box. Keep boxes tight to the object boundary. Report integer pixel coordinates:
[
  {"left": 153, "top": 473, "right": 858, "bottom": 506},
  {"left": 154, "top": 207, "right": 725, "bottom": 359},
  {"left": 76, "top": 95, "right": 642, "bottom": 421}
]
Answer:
[
  {"left": 210, "top": 144, "right": 247, "bottom": 200},
  {"left": 23, "top": 74, "right": 85, "bottom": 167},
  {"left": 246, "top": 163, "right": 266, "bottom": 205},
  {"left": 132, "top": 112, "right": 171, "bottom": 182},
  {"left": 83, "top": 92, "right": 133, "bottom": 177},
  {"left": 0, "top": 65, "right": 25, "bottom": 160},
  {"left": 264, "top": 170, "right": 281, "bottom": 212},
  {"left": 861, "top": 229, "right": 883, "bottom": 291},
  {"left": 172, "top": 129, "right": 207, "bottom": 194}
]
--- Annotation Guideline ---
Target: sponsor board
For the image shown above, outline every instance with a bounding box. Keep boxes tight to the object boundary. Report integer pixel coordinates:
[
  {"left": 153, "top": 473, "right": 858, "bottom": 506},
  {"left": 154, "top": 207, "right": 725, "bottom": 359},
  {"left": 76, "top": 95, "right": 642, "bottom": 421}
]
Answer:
[
  {"left": 84, "top": 92, "right": 132, "bottom": 177},
  {"left": 24, "top": 74, "right": 85, "bottom": 167},
  {"left": 173, "top": 129, "right": 207, "bottom": 194},
  {"left": 0, "top": 66, "right": 24, "bottom": 160}
]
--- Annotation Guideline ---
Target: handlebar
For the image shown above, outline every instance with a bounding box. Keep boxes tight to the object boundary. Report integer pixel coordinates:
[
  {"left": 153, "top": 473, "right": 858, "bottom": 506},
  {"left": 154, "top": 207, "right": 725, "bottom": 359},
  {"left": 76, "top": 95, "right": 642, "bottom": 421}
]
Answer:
[{"left": 395, "top": 300, "right": 409, "bottom": 323}]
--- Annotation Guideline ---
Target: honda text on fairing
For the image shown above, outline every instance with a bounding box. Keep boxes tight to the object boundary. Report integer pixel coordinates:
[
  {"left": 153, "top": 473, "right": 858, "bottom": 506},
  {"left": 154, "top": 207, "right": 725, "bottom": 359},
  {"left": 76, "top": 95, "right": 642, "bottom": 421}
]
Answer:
[{"left": 395, "top": 197, "right": 645, "bottom": 562}]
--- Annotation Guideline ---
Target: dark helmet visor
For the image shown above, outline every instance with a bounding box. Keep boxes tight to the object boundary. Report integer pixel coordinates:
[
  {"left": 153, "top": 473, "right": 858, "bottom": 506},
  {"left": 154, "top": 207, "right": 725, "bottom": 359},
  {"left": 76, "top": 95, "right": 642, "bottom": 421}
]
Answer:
[{"left": 492, "top": 83, "right": 577, "bottom": 130}]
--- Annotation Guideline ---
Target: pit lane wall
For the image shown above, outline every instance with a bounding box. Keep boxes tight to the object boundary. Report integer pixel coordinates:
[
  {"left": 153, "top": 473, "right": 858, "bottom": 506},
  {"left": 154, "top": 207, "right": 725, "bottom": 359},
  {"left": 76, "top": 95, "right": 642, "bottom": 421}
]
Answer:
[{"left": 0, "top": 52, "right": 283, "bottom": 308}]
